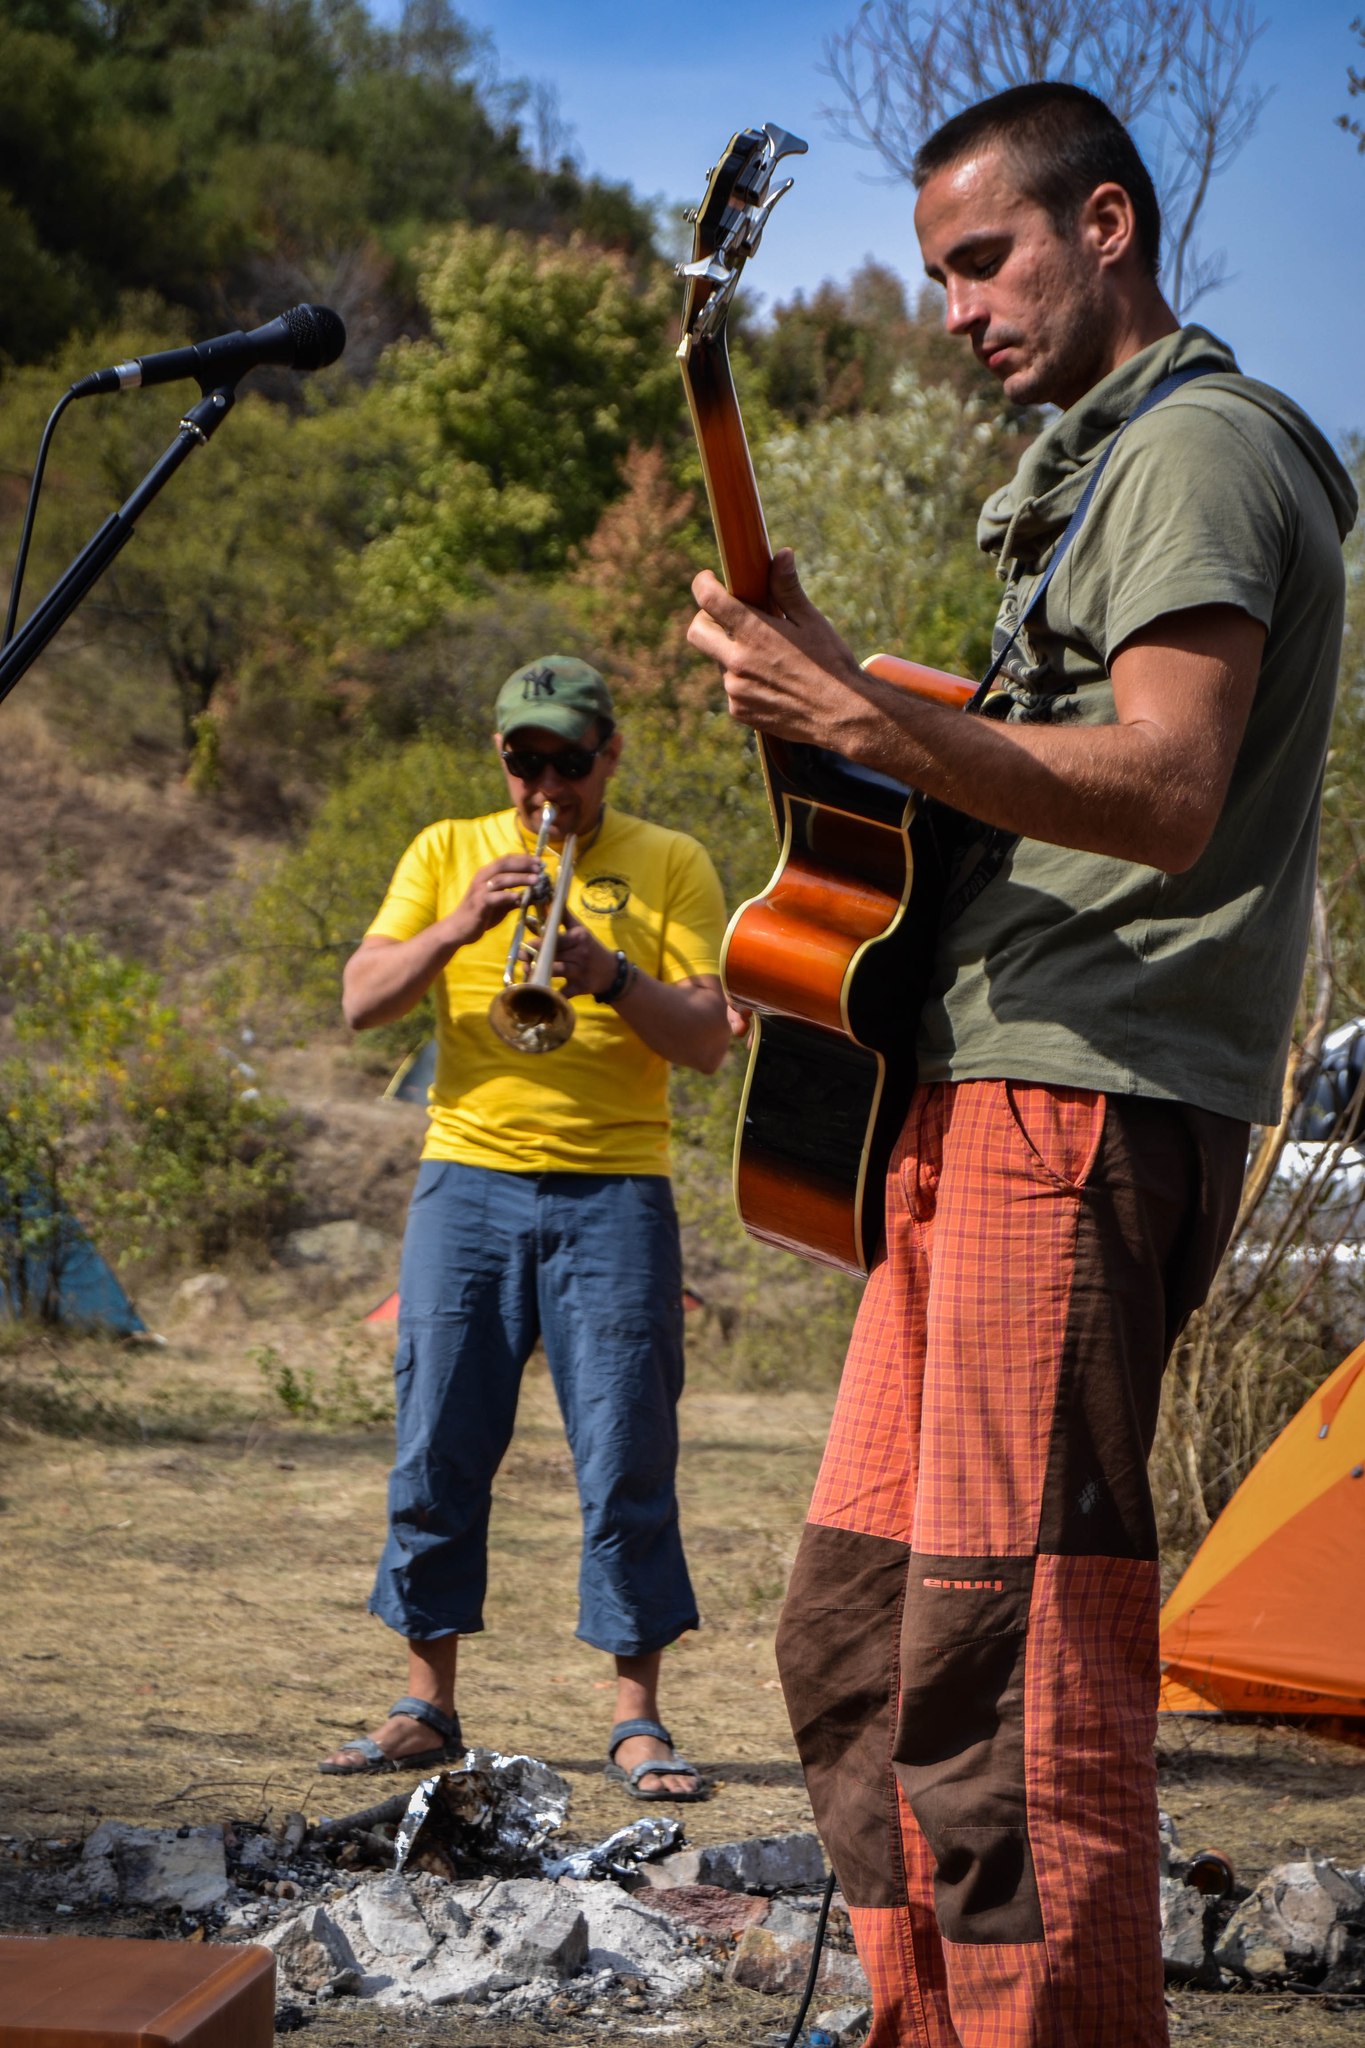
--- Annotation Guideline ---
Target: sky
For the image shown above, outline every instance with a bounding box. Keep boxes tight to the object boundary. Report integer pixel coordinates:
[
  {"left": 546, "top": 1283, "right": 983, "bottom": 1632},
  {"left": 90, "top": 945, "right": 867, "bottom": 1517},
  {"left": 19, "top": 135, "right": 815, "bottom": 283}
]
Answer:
[{"left": 375, "top": 0, "right": 1364, "bottom": 444}]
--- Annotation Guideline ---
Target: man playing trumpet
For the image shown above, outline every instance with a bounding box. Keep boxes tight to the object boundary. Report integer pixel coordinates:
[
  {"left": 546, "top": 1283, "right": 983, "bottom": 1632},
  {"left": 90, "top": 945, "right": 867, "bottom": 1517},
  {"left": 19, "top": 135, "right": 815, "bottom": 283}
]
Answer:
[{"left": 320, "top": 655, "right": 729, "bottom": 1797}]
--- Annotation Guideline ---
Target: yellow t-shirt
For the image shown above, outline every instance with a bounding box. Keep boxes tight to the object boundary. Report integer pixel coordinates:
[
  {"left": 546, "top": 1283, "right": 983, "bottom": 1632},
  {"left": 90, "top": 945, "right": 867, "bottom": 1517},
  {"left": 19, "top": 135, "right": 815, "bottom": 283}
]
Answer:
[{"left": 367, "top": 807, "right": 726, "bottom": 1174}]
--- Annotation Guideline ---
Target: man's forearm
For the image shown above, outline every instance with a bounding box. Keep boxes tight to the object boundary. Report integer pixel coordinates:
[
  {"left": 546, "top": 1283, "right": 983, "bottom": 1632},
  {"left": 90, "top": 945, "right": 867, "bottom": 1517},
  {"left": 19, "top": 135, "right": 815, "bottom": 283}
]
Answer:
[
  {"left": 342, "top": 929, "right": 458, "bottom": 1030},
  {"left": 689, "top": 561, "right": 1264, "bottom": 877},
  {"left": 612, "top": 974, "right": 729, "bottom": 1074},
  {"left": 836, "top": 680, "right": 1205, "bottom": 870}
]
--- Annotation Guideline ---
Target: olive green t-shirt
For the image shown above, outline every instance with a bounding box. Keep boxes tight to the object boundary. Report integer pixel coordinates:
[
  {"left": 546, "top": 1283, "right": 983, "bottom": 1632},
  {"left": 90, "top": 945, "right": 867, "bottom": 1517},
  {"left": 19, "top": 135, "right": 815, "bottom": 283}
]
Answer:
[{"left": 916, "top": 326, "right": 1358, "bottom": 1126}]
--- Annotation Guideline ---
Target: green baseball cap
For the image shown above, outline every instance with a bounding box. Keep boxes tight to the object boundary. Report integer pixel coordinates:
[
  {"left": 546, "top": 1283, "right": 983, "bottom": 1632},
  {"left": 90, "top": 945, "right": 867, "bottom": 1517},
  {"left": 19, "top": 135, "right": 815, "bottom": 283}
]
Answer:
[{"left": 494, "top": 655, "right": 614, "bottom": 743}]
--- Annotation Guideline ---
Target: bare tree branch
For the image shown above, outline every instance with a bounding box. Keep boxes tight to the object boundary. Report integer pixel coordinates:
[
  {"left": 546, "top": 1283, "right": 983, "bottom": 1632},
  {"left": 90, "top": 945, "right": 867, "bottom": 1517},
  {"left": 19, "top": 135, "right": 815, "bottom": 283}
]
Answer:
[
  {"left": 1338, "top": 15, "right": 1365, "bottom": 152},
  {"left": 821, "top": 0, "right": 1269, "bottom": 317}
]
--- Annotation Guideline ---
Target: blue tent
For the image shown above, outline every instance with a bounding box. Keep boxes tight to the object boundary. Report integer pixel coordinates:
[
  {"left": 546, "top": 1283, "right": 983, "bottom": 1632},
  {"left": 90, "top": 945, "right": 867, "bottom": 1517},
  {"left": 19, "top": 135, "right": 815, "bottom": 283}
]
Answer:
[
  {"left": 383, "top": 1040, "right": 436, "bottom": 1107},
  {"left": 0, "top": 1184, "right": 145, "bottom": 1336}
]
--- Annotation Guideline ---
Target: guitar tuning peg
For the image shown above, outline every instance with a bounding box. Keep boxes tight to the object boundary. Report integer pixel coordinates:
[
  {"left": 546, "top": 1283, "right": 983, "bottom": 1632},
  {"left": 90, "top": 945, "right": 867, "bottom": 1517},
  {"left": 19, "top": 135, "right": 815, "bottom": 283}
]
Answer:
[
  {"left": 683, "top": 206, "right": 699, "bottom": 223},
  {"left": 703, "top": 165, "right": 715, "bottom": 180}
]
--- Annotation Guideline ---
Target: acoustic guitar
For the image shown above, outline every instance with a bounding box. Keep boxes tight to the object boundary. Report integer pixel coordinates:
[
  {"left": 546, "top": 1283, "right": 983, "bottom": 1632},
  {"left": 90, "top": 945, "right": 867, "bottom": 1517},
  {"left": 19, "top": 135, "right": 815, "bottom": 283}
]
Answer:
[{"left": 677, "top": 124, "right": 974, "bottom": 1275}]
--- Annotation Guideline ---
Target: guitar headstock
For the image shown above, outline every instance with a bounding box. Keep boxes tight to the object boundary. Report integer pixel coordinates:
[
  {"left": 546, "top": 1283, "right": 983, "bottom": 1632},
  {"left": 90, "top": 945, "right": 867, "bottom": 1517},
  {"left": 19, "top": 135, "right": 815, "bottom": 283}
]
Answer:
[{"left": 677, "top": 123, "right": 807, "bottom": 355}]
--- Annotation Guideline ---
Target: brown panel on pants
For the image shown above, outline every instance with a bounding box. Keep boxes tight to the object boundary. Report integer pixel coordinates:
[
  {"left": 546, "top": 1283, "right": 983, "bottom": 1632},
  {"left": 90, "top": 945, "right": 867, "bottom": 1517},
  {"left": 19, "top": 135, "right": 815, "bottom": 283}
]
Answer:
[{"left": 777, "top": 1523, "right": 912, "bottom": 1909}]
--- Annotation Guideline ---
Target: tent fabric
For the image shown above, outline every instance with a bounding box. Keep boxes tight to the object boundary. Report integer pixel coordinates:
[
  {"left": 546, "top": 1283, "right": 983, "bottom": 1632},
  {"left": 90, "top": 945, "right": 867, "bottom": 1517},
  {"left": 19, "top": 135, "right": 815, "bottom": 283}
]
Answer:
[
  {"left": 363, "top": 1284, "right": 707, "bottom": 1325},
  {"left": 1159, "top": 1337, "right": 1365, "bottom": 1720},
  {"left": 383, "top": 1041, "right": 436, "bottom": 1106},
  {"left": 0, "top": 1184, "right": 145, "bottom": 1336}
]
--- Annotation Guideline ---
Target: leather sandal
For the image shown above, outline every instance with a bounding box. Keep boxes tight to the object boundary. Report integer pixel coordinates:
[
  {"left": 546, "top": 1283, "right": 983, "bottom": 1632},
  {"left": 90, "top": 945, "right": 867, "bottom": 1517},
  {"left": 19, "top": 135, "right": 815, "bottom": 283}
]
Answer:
[
  {"left": 317, "top": 1695, "right": 466, "bottom": 1776},
  {"left": 604, "top": 1716, "right": 707, "bottom": 1802}
]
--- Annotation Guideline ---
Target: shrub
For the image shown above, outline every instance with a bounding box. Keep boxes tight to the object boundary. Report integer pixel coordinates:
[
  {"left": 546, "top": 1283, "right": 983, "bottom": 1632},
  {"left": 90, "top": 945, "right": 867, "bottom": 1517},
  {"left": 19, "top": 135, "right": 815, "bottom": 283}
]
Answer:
[{"left": 0, "top": 921, "right": 297, "bottom": 1313}]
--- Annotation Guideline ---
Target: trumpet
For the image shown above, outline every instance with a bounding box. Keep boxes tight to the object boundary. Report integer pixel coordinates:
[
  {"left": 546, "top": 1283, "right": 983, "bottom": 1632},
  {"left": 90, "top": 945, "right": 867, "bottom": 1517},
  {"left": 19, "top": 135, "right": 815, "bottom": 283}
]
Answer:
[{"left": 488, "top": 804, "right": 579, "bottom": 1054}]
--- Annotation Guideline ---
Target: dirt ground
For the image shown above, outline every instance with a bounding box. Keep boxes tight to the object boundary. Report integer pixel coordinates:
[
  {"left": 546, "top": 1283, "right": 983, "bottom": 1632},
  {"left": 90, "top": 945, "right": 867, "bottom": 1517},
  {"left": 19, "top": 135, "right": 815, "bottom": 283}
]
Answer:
[{"left": 3, "top": 1289, "right": 1365, "bottom": 2046}]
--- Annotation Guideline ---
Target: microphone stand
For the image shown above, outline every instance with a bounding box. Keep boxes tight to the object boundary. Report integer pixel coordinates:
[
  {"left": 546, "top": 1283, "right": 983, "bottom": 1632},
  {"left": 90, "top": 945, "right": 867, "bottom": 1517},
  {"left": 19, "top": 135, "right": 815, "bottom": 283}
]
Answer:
[{"left": 0, "top": 384, "right": 238, "bottom": 711}]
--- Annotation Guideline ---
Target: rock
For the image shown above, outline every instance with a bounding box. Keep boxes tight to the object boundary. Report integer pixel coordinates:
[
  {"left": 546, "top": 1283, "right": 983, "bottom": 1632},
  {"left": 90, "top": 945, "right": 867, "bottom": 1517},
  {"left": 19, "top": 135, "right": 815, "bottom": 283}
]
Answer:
[
  {"left": 764, "top": 1897, "right": 838, "bottom": 1935},
  {"left": 814, "top": 2004, "right": 873, "bottom": 2046},
  {"left": 168, "top": 1272, "right": 245, "bottom": 1324},
  {"left": 263, "top": 1904, "right": 364, "bottom": 1996},
  {"left": 354, "top": 1873, "right": 439, "bottom": 1965},
  {"left": 75, "top": 1822, "right": 228, "bottom": 1912},
  {"left": 496, "top": 1891, "right": 591, "bottom": 1983},
  {"left": 575, "top": 1880, "right": 709, "bottom": 1996},
  {"left": 1160, "top": 1876, "right": 1214, "bottom": 1984},
  {"left": 320, "top": 1871, "right": 707, "bottom": 2010},
  {"left": 727, "top": 1919, "right": 869, "bottom": 2002},
  {"left": 415, "top": 1882, "right": 592, "bottom": 2005},
  {"left": 643, "top": 1884, "right": 771, "bottom": 1939},
  {"left": 283, "top": 1220, "right": 389, "bottom": 1273},
  {"left": 1216, "top": 1849, "right": 1365, "bottom": 1982},
  {"left": 640, "top": 1833, "right": 826, "bottom": 1895},
  {"left": 1158, "top": 1809, "right": 1182, "bottom": 1880}
]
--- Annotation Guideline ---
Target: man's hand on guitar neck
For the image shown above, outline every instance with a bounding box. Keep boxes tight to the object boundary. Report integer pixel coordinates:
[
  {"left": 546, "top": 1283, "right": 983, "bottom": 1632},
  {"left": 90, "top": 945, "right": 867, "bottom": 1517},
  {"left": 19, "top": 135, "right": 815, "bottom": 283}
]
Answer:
[
  {"left": 688, "top": 548, "right": 1265, "bottom": 876},
  {"left": 689, "top": 551, "right": 881, "bottom": 758}
]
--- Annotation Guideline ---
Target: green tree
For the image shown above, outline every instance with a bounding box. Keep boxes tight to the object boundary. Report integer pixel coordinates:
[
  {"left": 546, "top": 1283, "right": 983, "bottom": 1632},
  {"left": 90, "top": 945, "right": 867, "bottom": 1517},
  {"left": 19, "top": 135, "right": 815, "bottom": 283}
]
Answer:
[
  {"left": 1317, "top": 435, "right": 1365, "bottom": 1016},
  {"left": 0, "top": 19, "right": 202, "bottom": 361},
  {"left": 748, "top": 262, "right": 1006, "bottom": 423},
  {"left": 356, "top": 225, "right": 680, "bottom": 638},
  {"left": 0, "top": 304, "right": 404, "bottom": 753},
  {"left": 0, "top": 1, "right": 658, "bottom": 371},
  {"left": 755, "top": 368, "right": 1018, "bottom": 675}
]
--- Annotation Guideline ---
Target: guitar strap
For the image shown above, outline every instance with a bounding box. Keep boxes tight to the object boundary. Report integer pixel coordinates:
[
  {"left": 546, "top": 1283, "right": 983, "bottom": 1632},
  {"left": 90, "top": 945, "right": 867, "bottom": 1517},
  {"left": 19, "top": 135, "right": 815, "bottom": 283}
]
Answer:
[{"left": 938, "top": 363, "right": 1220, "bottom": 927}]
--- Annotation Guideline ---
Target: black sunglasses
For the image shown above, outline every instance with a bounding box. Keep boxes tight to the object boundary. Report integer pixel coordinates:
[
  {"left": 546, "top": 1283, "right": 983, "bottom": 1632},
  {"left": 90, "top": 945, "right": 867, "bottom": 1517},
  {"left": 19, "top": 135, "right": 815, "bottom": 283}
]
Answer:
[{"left": 501, "top": 742, "right": 604, "bottom": 782}]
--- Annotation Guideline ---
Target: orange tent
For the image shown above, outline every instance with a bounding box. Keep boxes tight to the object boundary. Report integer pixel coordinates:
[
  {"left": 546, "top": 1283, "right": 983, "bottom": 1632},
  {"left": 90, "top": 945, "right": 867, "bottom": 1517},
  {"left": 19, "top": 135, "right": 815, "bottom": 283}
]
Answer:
[
  {"left": 361, "top": 1285, "right": 708, "bottom": 1327},
  {"left": 1159, "top": 1338, "right": 1365, "bottom": 1722}
]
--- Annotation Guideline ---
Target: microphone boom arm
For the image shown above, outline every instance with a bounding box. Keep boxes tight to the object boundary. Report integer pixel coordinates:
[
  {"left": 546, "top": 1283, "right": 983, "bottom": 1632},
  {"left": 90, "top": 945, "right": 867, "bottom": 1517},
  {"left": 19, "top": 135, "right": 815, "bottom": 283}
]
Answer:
[{"left": 0, "top": 385, "right": 238, "bottom": 711}]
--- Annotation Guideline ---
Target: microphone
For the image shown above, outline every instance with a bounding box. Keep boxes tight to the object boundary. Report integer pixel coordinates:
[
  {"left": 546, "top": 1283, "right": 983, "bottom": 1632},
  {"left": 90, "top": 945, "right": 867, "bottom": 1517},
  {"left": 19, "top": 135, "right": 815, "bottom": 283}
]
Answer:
[{"left": 70, "top": 304, "right": 347, "bottom": 398}]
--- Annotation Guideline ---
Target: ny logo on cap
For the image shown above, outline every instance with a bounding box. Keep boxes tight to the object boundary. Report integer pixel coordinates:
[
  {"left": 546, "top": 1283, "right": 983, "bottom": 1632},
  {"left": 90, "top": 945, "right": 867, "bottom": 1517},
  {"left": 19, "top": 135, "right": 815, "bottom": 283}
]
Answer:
[{"left": 520, "top": 665, "right": 557, "bottom": 699}]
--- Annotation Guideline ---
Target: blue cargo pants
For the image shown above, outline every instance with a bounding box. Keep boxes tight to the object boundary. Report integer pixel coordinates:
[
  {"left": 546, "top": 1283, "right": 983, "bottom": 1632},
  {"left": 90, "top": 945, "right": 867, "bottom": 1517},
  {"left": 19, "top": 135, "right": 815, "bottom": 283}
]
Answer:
[{"left": 369, "top": 1160, "right": 698, "bottom": 1656}]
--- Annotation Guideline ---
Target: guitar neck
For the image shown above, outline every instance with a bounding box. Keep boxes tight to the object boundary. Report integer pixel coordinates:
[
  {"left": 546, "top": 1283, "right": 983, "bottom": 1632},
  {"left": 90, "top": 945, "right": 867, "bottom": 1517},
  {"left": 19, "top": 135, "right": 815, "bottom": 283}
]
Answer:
[
  {"left": 680, "top": 333, "right": 978, "bottom": 734},
  {"left": 678, "top": 326, "right": 773, "bottom": 613}
]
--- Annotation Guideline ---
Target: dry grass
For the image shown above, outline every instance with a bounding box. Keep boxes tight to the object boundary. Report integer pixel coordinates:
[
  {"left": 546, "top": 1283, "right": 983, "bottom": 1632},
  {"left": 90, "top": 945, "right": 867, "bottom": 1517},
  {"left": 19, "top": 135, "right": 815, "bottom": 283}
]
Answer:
[
  {"left": 0, "top": 1299, "right": 827, "bottom": 1848},
  {"left": 3, "top": 1292, "right": 1365, "bottom": 2046}
]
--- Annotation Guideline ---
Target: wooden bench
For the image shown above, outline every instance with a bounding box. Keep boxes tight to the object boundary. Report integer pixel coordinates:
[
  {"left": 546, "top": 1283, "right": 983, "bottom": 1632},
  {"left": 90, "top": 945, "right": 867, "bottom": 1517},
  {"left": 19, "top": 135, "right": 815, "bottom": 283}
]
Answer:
[{"left": 0, "top": 1935, "right": 274, "bottom": 2047}]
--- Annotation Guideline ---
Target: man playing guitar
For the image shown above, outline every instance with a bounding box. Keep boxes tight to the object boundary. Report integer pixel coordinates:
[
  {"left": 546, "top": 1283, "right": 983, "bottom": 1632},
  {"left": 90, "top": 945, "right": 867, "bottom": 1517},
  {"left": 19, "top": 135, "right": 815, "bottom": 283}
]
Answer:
[{"left": 689, "top": 83, "right": 1356, "bottom": 2048}]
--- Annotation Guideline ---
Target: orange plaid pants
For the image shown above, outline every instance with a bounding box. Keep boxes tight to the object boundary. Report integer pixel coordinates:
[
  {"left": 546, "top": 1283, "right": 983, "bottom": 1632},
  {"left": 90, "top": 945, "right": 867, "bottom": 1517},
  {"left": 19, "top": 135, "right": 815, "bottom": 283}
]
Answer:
[{"left": 776, "top": 1082, "right": 1246, "bottom": 2048}]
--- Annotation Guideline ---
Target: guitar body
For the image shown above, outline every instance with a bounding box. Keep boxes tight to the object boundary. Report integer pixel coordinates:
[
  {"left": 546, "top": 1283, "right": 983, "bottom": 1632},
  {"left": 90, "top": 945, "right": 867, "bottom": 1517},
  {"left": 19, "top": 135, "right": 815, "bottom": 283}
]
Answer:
[
  {"left": 679, "top": 128, "right": 972, "bottom": 1275},
  {"left": 723, "top": 759, "right": 940, "bottom": 1274}
]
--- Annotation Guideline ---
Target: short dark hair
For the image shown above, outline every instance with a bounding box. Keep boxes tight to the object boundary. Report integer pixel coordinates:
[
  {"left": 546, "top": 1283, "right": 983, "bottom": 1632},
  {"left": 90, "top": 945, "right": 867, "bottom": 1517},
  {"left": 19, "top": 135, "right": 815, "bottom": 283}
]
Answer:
[{"left": 912, "top": 82, "right": 1161, "bottom": 278}]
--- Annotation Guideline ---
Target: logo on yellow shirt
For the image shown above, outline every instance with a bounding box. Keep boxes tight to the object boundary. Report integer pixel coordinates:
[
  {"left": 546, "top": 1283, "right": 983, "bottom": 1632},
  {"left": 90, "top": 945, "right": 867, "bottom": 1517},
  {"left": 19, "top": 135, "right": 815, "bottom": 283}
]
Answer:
[{"left": 581, "top": 874, "right": 631, "bottom": 916}]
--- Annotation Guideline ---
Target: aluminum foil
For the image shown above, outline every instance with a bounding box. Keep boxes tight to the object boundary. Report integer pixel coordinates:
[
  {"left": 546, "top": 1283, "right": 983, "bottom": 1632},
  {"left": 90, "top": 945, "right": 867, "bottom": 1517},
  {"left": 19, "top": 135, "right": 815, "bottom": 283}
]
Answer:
[
  {"left": 543, "top": 1814, "right": 683, "bottom": 1881},
  {"left": 391, "top": 1749, "right": 682, "bottom": 1883},
  {"left": 394, "top": 1748, "right": 571, "bottom": 1879}
]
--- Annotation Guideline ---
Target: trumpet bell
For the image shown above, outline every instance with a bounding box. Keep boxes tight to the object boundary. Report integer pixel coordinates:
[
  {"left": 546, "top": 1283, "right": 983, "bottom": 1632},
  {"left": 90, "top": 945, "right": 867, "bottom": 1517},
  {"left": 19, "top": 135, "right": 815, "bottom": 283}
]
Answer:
[{"left": 488, "top": 983, "right": 577, "bottom": 1055}]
